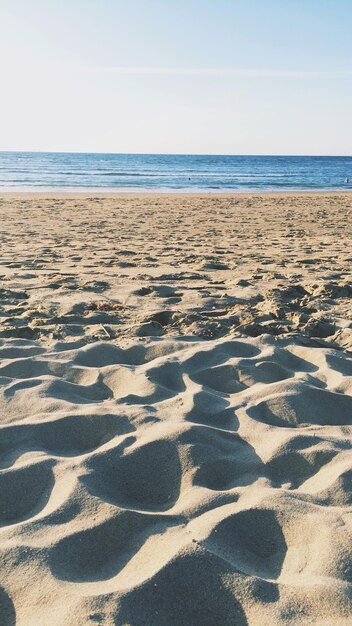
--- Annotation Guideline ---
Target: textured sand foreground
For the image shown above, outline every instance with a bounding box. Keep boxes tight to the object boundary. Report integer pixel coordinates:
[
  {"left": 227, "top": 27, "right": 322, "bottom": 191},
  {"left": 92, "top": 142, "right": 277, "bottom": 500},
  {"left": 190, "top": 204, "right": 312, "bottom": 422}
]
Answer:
[{"left": 0, "top": 193, "right": 351, "bottom": 625}]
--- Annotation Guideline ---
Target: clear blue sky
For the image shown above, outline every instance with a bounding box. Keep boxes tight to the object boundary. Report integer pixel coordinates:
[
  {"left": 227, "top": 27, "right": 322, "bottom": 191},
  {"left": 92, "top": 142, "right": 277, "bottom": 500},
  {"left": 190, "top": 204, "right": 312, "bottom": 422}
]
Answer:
[{"left": 0, "top": 0, "right": 351, "bottom": 154}]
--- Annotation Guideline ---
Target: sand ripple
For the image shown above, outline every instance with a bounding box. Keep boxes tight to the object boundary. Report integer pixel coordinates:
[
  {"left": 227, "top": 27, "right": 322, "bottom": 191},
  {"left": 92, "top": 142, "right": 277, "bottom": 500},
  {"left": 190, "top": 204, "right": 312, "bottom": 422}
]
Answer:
[{"left": 0, "top": 334, "right": 351, "bottom": 624}]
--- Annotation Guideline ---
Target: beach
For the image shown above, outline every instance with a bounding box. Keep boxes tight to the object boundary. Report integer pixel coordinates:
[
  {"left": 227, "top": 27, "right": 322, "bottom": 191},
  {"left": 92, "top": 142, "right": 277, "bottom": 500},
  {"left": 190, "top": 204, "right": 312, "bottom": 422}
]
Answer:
[{"left": 0, "top": 192, "right": 352, "bottom": 625}]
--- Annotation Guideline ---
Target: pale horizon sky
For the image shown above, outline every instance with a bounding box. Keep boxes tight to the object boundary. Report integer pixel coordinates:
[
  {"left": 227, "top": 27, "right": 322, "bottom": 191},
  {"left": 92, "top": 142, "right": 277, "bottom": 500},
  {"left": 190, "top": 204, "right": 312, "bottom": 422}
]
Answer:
[{"left": 0, "top": 0, "right": 351, "bottom": 155}]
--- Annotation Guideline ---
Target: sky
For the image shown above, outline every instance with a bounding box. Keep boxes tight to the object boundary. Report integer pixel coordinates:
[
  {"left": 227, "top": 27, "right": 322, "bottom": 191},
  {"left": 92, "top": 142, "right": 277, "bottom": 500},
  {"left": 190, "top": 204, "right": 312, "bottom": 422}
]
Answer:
[{"left": 0, "top": 0, "right": 351, "bottom": 155}]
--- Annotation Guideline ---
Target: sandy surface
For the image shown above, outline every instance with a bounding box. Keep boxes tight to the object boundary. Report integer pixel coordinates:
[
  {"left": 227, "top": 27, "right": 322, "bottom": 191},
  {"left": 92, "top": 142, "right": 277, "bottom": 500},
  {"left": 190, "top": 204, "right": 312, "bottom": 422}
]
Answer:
[
  {"left": 0, "top": 193, "right": 351, "bottom": 625},
  {"left": 0, "top": 193, "right": 351, "bottom": 348}
]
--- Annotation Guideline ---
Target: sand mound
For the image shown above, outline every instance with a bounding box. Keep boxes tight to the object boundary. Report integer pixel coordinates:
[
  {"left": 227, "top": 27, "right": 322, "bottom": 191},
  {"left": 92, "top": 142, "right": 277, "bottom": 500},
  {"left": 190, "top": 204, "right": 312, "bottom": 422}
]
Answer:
[{"left": 0, "top": 333, "right": 352, "bottom": 624}]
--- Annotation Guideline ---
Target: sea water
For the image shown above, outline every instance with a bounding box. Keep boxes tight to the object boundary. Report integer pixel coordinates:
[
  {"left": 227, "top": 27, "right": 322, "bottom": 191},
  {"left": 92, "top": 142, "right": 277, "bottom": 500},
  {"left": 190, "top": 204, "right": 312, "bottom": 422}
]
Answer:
[{"left": 0, "top": 152, "right": 351, "bottom": 191}]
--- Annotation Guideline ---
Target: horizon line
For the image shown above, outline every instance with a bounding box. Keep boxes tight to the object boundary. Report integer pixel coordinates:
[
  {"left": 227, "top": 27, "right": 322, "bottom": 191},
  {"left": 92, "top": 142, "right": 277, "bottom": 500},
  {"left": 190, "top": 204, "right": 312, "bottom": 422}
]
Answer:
[{"left": 1, "top": 150, "right": 352, "bottom": 158}]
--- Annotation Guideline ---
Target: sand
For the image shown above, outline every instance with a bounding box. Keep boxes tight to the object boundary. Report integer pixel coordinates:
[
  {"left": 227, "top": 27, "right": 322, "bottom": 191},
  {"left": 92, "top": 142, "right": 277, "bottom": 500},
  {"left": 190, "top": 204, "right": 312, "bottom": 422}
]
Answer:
[{"left": 0, "top": 192, "right": 351, "bottom": 625}]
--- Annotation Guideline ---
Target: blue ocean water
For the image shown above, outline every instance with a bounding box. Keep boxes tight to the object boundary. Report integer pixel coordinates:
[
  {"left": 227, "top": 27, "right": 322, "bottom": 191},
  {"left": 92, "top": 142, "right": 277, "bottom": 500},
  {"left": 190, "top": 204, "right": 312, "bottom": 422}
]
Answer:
[{"left": 0, "top": 152, "right": 351, "bottom": 191}]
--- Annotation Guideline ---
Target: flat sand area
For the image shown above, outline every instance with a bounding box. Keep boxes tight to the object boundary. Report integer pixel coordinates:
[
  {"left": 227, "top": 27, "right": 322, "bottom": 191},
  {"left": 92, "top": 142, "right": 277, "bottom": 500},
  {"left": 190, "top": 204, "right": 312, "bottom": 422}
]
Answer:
[{"left": 0, "top": 193, "right": 352, "bottom": 625}]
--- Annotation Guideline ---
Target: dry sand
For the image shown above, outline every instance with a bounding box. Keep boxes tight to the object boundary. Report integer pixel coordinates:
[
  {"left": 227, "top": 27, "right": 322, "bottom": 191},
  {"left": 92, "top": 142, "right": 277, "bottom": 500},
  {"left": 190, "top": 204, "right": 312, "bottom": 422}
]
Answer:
[{"left": 0, "top": 192, "right": 351, "bottom": 625}]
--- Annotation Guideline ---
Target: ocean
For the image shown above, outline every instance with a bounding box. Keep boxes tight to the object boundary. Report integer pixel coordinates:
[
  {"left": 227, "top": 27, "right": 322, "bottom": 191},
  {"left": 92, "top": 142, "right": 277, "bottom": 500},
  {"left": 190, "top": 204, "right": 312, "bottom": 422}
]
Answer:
[{"left": 0, "top": 152, "right": 351, "bottom": 192}]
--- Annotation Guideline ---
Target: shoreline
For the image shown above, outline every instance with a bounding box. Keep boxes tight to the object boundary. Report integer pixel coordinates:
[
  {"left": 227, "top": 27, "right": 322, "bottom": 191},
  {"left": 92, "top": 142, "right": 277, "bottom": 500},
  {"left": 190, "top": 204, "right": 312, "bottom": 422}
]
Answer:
[{"left": 1, "top": 189, "right": 352, "bottom": 199}]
